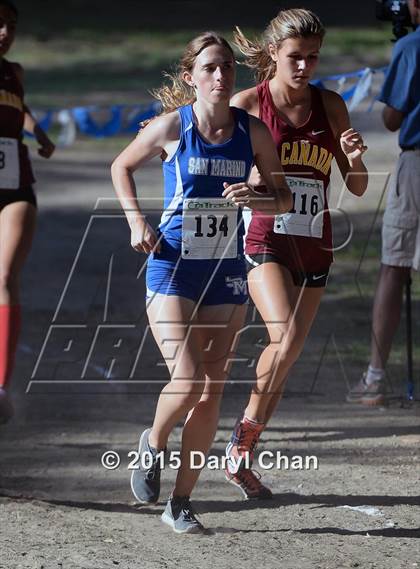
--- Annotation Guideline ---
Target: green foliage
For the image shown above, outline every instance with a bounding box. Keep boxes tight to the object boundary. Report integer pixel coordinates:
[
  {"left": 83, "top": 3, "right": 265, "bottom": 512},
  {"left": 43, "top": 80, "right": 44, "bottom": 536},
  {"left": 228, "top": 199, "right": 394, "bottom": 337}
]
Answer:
[{"left": 8, "top": 28, "right": 391, "bottom": 107}]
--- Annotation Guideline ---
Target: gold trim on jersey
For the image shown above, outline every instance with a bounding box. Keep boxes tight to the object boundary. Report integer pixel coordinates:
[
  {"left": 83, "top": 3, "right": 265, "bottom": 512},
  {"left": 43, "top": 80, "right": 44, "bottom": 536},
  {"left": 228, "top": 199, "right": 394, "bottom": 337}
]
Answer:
[
  {"left": 0, "top": 89, "right": 23, "bottom": 112},
  {"left": 280, "top": 141, "right": 333, "bottom": 176}
]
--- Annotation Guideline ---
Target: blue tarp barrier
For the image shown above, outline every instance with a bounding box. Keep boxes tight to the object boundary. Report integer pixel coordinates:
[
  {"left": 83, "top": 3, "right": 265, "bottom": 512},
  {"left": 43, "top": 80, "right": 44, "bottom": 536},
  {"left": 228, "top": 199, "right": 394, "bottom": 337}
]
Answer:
[{"left": 25, "top": 66, "right": 388, "bottom": 143}]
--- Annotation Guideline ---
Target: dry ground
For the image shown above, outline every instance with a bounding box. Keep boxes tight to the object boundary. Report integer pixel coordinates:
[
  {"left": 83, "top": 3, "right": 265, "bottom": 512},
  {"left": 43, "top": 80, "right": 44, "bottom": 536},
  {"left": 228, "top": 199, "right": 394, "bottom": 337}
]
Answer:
[{"left": 0, "top": 108, "right": 419, "bottom": 569}]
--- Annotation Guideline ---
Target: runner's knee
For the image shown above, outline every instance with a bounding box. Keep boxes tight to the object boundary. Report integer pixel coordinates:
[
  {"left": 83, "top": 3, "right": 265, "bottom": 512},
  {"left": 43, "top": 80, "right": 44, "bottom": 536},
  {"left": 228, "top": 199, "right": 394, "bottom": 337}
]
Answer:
[
  {"left": 169, "top": 382, "right": 204, "bottom": 411},
  {"left": 267, "top": 333, "right": 305, "bottom": 370},
  {"left": 0, "top": 272, "right": 18, "bottom": 296}
]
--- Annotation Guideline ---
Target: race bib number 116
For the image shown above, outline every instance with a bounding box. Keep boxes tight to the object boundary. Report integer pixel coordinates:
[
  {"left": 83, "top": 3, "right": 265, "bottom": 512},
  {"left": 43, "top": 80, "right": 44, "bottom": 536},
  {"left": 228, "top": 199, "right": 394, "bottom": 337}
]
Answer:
[{"left": 274, "top": 176, "right": 324, "bottom": 238}]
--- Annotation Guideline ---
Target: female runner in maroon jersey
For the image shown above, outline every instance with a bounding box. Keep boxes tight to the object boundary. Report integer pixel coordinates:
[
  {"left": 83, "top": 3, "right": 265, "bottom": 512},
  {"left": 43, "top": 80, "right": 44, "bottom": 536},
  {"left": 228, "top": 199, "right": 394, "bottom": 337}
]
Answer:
[
  {"left": 0, "top": 0, "right": 55, "bottom": 423},
  {"left": 224, "top": 8, "right": 368, "bottom": 499}
]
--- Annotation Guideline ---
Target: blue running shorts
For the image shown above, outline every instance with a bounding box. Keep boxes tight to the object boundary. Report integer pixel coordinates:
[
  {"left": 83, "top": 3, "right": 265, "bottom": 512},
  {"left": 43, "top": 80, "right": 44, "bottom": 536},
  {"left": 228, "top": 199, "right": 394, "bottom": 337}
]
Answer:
[{"left": 146, "top": 239, "right": 248, "bottom": 306}]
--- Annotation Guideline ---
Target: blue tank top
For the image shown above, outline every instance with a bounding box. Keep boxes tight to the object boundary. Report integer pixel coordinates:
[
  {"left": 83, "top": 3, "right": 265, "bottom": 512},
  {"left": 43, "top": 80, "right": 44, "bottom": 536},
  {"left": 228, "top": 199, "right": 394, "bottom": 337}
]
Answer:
[{"left": 158, "top": 104, "right": 254, "bottom": 261}]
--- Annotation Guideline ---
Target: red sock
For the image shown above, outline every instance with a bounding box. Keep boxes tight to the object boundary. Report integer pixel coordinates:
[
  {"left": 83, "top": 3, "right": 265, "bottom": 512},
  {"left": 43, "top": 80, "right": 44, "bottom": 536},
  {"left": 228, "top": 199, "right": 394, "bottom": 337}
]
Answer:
[{"left": 0, "top": 305, "right": 21, "bottom": 388}]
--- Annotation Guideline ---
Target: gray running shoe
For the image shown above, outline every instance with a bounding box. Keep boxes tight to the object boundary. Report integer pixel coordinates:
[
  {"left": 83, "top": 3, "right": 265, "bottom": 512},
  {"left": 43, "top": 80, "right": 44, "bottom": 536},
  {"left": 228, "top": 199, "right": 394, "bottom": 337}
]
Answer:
[
  {"left": 346, "top": 374, "right": 386, "bottom": 406},
  {"left": 0, "top": 388, "right": 14, "bottom": 425},
  {"left": 130, "top": 428, "right": 163, "bottom": 504},
  {"left": 161, "top": 496, "right": 205, "bottom": 534}
]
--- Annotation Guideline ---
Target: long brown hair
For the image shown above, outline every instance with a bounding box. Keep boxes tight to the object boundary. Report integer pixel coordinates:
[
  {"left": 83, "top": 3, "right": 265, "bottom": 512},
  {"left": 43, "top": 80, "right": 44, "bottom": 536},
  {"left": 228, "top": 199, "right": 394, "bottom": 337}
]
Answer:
[
  {"left": 152, "top": 31, "right": 234, "bottom": 115},
  {"left": 234, "top": 9, "right": 325, "bottom": 83}
]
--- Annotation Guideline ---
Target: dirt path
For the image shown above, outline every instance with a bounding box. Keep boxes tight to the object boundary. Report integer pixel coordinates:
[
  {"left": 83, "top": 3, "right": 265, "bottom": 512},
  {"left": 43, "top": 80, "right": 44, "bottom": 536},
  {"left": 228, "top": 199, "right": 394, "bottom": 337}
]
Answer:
[{"left": 1, "top": 109, "right": 419, "bottom": 569}]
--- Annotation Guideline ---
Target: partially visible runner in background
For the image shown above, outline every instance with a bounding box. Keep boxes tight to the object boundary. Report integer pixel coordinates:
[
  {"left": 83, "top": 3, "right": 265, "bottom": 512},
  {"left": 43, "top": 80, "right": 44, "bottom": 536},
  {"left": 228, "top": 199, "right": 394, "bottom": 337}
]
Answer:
[{"left": 0, "top": 0, "right": 55, "bottom": 423}]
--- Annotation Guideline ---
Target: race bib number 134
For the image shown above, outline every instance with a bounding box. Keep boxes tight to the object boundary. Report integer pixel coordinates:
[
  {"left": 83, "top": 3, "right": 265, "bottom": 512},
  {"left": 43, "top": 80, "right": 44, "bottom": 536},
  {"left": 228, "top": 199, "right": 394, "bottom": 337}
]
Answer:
[{"left": 182, "top": 198, "right": 239, "bottom": 260}]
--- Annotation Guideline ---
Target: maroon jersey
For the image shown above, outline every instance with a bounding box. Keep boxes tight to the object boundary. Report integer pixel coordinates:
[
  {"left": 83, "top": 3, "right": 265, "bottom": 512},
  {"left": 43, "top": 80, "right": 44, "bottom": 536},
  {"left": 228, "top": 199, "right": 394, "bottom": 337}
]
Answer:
[
  {"left": 0, "top": 59, "right": 35, "bottom": 190},
  {"left": 245, "top": 81, "right": 338, "bottom": 272}
]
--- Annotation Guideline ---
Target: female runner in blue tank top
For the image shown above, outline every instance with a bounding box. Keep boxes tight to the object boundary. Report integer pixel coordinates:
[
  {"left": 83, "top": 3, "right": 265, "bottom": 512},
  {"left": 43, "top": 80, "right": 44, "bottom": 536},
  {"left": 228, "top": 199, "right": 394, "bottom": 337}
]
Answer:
[{"left": 111, "top": 32, "right": 291, "bottom": 533}]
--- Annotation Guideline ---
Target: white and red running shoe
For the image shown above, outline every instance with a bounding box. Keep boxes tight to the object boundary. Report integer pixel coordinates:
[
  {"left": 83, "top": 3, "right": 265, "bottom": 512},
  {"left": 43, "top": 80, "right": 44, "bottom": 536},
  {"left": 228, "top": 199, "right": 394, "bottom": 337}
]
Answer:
[
  {"left": 225, "top": 468, "right": 273, "bottom": 500},
  {"left": 225, "top": 416, "right": 265, "bottom": 475}
]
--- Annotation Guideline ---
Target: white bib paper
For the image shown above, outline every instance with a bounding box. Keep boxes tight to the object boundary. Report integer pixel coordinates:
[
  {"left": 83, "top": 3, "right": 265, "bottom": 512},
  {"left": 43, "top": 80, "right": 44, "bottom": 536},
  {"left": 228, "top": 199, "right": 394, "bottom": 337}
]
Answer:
[
  {"left": 274, "top": 176, "right": 325, "bottom": 238},
  {"left": 182, "top": 198, "right": 239, "bottom": 260},
  {"left": 0, "top": 137, "right": 19, "bottom": 190}
]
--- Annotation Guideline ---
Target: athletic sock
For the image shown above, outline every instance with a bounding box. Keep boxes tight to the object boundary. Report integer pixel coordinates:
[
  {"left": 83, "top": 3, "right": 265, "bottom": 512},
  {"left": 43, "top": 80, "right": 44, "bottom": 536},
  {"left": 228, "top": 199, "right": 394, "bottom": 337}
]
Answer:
[
  {"left": 0, "top": 305, "right": 21, "bottom": 388},
  {"left": 365, "top": 365, "right": 384, "bottom": 386},
  {"left": 243, "top": 415, "right": 265, "bottom": 428}
]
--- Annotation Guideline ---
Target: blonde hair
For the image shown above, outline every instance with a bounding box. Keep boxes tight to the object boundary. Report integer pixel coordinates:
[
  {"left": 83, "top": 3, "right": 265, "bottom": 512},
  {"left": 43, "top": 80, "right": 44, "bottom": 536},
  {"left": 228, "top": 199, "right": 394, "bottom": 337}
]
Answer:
[
  {"left": 234, "top": 9, "right": 325, "bottom": 83},
  {"left": 152, "top": 31, "right": 234, "bottom": 115}
]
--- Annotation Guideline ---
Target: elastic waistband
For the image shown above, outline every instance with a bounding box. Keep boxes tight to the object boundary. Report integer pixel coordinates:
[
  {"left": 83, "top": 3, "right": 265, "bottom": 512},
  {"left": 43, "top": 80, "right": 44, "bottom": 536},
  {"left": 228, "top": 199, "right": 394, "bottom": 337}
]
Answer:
[{"left": 400, "top": 146, "right": 420, "bottom": 151}]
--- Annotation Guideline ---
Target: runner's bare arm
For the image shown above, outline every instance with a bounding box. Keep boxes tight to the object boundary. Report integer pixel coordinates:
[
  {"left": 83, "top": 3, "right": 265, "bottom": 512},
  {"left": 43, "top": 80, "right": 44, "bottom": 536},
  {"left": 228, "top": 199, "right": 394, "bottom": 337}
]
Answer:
[
  {"left": 11, "top": 63, "right": 55, "bottom": 159},
  {"left": 222, "top": 117, "right": 292, "bottom": 214},
  {"left": 322, "top": 89, "right": 368, "bottom": 197},
  {"left": 249, "top": 116, "right": 292, "bottom": 212},
  {"left": 231, "top": 88, "right": 269, "bottom": 189},
  {"left": 111, "top": 112, "right": 180, "bottom": 253},
  {"left": 231, "top": 87, "right": 259, "bottom": 117}
]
